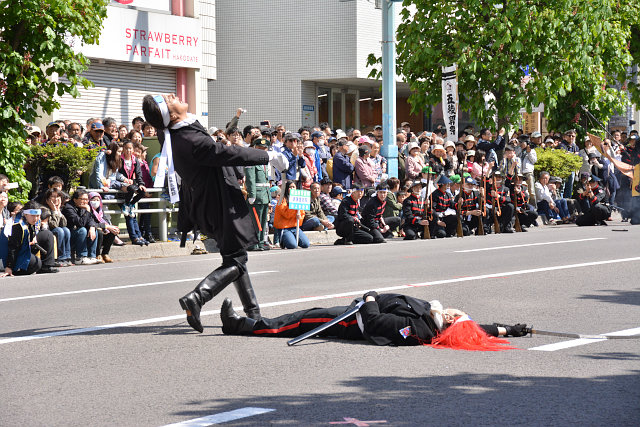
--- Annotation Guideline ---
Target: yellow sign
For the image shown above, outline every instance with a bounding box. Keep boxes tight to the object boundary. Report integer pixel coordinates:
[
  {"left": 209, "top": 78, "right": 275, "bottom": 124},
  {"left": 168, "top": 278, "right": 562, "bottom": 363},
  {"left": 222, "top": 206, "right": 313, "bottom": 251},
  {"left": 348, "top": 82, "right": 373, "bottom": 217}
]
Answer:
[{"left": 522, "top": 112, "right": 540, "bottom": 134}]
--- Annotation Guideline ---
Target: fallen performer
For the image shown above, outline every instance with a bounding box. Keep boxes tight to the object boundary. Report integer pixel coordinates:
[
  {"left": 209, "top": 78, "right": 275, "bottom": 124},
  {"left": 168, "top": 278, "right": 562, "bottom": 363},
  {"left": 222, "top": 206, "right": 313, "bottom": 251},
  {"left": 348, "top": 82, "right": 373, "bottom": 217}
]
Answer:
[{"left": 220, "top": 292, "right": 529, "bottom": 350}]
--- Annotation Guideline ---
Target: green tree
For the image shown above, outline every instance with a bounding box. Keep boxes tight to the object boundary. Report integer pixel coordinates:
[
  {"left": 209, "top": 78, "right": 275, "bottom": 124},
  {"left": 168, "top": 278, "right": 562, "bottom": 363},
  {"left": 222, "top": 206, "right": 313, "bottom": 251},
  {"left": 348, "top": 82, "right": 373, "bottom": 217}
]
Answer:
[
  {"left": 368, "top": 0, "right": 638, "bottom": 131},
  {"left": 0, "top": 0, "right": 108, "bottom": 201}
]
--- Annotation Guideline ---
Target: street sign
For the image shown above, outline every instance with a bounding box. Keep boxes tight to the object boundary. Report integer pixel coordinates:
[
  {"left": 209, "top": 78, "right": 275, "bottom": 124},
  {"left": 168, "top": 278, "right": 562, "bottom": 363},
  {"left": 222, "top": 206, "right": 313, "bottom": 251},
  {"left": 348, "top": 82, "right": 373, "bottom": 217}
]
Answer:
[{"left": 289, "top": 189, "right": 311, "bottom": 211}]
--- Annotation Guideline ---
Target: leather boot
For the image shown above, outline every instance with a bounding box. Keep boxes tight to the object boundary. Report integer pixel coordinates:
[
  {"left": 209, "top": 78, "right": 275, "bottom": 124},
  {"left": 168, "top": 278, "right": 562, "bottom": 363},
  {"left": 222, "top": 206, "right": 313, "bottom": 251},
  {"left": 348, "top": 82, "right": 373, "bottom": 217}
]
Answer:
[
  {"left": 179, "top": 265, "right": 241, "bottom": 333},
  {"left": 232, "top": 270, "right": 261, "bottom": 319},
  {"left": 220, "top": 298, "right": 257, "bottom": 335}
]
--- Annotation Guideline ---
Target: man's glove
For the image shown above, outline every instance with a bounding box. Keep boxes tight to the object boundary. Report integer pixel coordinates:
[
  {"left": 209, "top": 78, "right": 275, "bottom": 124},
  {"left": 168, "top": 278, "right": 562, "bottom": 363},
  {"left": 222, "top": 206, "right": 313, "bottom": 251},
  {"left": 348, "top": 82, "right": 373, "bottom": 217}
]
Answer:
[
  {"left": 362, "top": 291, "right": 378, "bottom": 301},
  {"left": 505, "top": 323, "right": 530, "bottom": 337}
]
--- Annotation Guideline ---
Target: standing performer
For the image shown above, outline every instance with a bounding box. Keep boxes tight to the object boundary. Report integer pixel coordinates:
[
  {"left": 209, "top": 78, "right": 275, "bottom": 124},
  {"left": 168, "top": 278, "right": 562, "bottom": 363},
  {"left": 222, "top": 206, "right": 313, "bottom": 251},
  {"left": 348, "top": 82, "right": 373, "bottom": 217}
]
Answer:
[
  {"left": 219, "top": 293, "right": 529, "bottom": 349},
  {"left": 143, "top": 94, "right": 269, "bottom": 333}
]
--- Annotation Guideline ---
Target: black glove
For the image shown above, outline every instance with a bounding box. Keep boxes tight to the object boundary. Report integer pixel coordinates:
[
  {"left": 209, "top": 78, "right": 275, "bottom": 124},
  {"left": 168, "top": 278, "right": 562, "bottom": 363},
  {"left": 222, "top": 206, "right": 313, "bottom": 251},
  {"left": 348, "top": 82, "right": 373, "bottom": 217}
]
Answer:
[
  {"left": 505, "top": 323, "right": 530, "bottom": 337},
  {"left": 362, "top": 291, "right": 378, "bottom": 302}
]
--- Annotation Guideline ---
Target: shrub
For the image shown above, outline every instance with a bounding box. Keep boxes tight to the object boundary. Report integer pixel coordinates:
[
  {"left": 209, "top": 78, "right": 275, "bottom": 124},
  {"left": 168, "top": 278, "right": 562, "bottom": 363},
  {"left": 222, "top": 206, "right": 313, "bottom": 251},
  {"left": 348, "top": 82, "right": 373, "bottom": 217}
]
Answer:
[
  {"left": 26, "top": 144, "right": 99, "bottom": 192},
  {"left": 533, "top": 147, "right": 583, "bottom": 179}
]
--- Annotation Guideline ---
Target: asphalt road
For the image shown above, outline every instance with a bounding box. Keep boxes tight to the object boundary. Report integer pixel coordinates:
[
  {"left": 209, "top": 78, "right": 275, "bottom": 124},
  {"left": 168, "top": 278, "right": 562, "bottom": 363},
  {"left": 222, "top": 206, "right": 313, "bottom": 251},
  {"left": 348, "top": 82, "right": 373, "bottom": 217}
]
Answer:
[{"left": 1, "top": 223, "right": 639, "bottom": 426}]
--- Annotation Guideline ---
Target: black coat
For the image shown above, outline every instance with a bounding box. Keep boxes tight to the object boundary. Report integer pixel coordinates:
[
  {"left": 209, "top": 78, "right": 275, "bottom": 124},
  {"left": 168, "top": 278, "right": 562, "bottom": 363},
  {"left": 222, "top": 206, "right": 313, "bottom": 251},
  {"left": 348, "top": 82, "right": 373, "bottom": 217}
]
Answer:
[
  {"left": 62, "top": 201, "right": 97, "bottom": 231},
  {"left": 169, "top": 121, "right": 268, "bottom": 255},
  {"left": 359, "top": 293, "right": 438, "bottom": 346}
]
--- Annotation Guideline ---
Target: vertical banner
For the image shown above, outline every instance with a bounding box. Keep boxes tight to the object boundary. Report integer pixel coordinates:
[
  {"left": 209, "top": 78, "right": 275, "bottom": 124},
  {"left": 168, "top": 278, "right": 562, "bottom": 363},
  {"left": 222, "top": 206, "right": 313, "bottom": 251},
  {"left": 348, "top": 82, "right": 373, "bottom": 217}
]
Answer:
[{"left": 441, "top": 65, "right": 458, "bottom": 143}]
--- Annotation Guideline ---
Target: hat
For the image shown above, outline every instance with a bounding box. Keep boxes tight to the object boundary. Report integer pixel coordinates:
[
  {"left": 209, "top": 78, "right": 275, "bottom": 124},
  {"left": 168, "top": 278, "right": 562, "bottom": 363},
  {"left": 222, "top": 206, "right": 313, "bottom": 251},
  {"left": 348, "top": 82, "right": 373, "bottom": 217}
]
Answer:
[
  {"left": 407, "top": 142, "right": 420, "bottom": 152},
  {"left": 588, "top": 152, "right": 599, "bottom": 159},
  {"left": 421, "top": 165, "right": 434, "bottom": 174},
  {"left": 46, "top": 121, "right": 60, "bottom": 130},
  {"left": 589, "top": 175, "right": 602, "bottom": 182},
  {"left": 450, "top": 174, "right": 461, "bottom": 184},
  {"left": 346, "top": 142, "right": 357, "bottom": 154},
  {"left": 544, "top": 138, "right": 554, "bottom": 144},
  {"left": 580, "top": 171, "right": 591, "bottom": 179},
  {"left": 467, "top": 150, "right": 476, "bottom": 156},
  {"left": 303, "top": 140, "right": 315, "bottom": 148},
  {"left": 358, "top": 135, "right": 373, "bottom": 145},
  {"left": 400, "top": 121, "right": 411, "bottom": 127},
  {"left": 550, "top": 176, "right": 562, "bottom": 183},
  {"left": 330, "top": 187, "right": 346, "bottom": 197},
  {"left": 27, "top": 125, "right": 41, "bottom": 135},
  {"left": 455, "top": 140, "right": 465, "bottom": 146},
  {"left": 464, "top": 135, "right": 476, "bottom": 142},
  {"left": 432, "top": 144, "right": 445, "bottom": 154},
  {"left": 531, "top": 131, "right": 542, "bottom": 138},
  {"left": 252, "top": 137, "right": 270, "bottom": 148},
  {"left": 564, "top": 129, "right": 577, "bottom": 135},
  {"left": 335, "top": 129, "right": 347, "bottom": 139},
  {"left": 444, "top": 140, "right": 455, "bottom": 150},
  {"left": 90, "top": 122, "right": 104, "bottom": 131},
  {"left": 464, "top": 176, "right": 478, "bottom": 185},
  {"left": 208, "top": 126, "right": 219, "bottom": 135},
  {"left": 437, "top": 175, "right": 453, "bottom": 185},
  {"left": 269, "top": 185, "right": 280, "bottom": 193},
  {"left": 517, "top": 134, "right": 530, "bottom": 141},
  {"left": 492, "top": 171, "right": 503, "bottom": 177},
  {"left": 310, "top": 131, "right": 324, "bottom": 140},
  {"left": 373, "top": 125, "right": 383, "bottom": 130}
]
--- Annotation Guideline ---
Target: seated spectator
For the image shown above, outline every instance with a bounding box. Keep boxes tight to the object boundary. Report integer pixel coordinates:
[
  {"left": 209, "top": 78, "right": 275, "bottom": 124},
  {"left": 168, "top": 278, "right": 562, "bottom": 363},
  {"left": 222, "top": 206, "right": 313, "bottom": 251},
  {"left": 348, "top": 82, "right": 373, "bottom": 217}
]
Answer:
[
  {"left": 88, "top": 192, "right": 120, "bottom": 263},
  {"left": 548, "top": 176, "right": 571, "bottom": 222},
  {"left": 318, "top": 178, "right": 338, "bottom": 219},
  {"left": 90, "top": 142, "right": 120, "bottom": 190},
  {"left": 301, "top": 182, "right": 334, "bottom": 231},
  {"left": 535, "top": 172, "right": 564, "bottom": 224},
  {"left": 1, "top": 201, "right": 58, "bottom": 276},
  {"left": 44, "top": 188, "right": 72, "bottom": 267},
  {"left": 274, "top": 181, "right": 309, "bottom": 249},
  {"left": 330, "top": 186, "right": 346, "bottom": 211},
  {"left": 383, "top": 177, "right": 403, "bottom": 235},
  {"left": 62, "top": 189, "right": 99, "bottom": 265},
  {"left": 35, "top": 175, "right": 65, "bottom": 206},
  {"left": 334, "top": 186, "right": 373, "bottom": 245},
  {"left": 405, "top": 142, "right": 425, "bottom": 180}
]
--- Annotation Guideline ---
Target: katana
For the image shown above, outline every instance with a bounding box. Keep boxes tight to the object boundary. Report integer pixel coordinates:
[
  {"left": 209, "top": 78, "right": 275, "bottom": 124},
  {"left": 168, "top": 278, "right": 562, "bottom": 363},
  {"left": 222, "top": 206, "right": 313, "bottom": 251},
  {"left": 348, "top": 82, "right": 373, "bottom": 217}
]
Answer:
[
  {"left": 287, "top": 300, "right": 365, "bottom": 346},
  {"left": 529, "top": 328, "right": 640, "bottom": 340}
]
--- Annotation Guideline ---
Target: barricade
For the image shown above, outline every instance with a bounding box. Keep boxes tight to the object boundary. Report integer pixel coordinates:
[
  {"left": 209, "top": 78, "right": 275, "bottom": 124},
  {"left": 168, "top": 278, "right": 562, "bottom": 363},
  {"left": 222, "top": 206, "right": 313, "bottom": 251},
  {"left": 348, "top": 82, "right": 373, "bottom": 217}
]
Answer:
[{"left": 84, "top": 188, "right": 178, "bottom": 241}]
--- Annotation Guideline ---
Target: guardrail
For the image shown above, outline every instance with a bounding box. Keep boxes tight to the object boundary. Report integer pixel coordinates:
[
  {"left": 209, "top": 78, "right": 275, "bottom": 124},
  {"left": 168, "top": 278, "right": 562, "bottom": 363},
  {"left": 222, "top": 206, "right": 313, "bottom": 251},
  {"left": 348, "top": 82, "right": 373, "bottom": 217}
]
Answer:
[{"left": 83, "top": 187, "right": 178, "bottom": 241}]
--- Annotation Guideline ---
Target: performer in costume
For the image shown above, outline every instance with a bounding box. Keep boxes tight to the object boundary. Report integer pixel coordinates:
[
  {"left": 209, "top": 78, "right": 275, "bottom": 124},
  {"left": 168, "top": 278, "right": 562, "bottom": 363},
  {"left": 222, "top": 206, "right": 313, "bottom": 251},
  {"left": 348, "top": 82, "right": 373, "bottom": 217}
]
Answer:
[
  {"left": 142, "top": 94, "right": 269, "bottom": 333},
  {"left": 429, "top": 175, "right": 458, "bottom": 238},
  {"left": 220, "top": 292, "right": 529, "bottom": 350}
]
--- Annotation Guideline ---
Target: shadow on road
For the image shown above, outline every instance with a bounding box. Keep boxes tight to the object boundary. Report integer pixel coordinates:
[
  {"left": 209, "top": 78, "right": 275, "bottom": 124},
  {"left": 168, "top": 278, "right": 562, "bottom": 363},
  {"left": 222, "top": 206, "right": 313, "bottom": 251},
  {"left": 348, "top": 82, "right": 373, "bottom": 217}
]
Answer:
[
  {"left": 166, "top": 371, "right": 640, "bottom": 426},
  {"left": 578, "top": 288, "right": 640, "bottom": 306}
]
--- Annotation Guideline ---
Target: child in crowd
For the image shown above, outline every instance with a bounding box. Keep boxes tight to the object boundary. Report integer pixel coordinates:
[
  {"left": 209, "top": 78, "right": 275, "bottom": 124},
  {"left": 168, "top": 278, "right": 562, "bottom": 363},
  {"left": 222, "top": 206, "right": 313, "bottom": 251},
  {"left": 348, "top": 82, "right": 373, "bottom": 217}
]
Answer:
[
  {"left": 44, "top": 188, "right": 72, "bottom": 267},
  {"left": 133, "top": 142, "right": 155, "bottom": 243}
]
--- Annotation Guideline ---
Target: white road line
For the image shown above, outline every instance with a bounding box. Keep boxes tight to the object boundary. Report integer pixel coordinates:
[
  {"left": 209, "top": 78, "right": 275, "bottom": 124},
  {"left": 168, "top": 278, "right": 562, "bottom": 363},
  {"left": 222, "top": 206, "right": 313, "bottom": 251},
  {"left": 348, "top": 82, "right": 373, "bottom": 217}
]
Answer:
[
  {"left": 0, "top": 271, "right": 277, "bottom": 303},
  {"left": 160, "top": 407, "right": 275, "bottom": 426},
  {"left": 529, "top": 327, "right": 640, "bottom": 351},
  {"left": 2, "top": 256, "right": 640, "bottom": 346},
  {"left": 454, "top": 237, "right": 607, "bottom": 253}
]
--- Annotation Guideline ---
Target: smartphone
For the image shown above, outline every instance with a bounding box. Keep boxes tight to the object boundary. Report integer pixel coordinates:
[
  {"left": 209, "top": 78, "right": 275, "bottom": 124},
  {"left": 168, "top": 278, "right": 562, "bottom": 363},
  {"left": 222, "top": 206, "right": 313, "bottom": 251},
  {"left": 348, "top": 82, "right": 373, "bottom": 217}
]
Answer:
[{"left": 260, "top": 120, "right": 271, "bottom": 127}]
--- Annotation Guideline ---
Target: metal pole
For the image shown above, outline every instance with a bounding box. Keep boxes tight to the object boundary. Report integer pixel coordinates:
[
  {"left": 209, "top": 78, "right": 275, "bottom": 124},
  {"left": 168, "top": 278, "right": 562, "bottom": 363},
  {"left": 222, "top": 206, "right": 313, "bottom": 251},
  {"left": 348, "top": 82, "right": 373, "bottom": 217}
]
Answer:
[{"left": 380, "top": 0, "right": 399, "bottom": 178}]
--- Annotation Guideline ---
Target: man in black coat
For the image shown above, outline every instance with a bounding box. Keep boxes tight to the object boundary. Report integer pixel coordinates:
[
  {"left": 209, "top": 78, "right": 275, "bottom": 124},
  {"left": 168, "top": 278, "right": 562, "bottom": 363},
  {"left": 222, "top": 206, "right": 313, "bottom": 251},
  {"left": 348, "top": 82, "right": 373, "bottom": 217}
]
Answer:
[
  {"left": 143, "top": 94, "right": 269, "bottom": 333},
  {"left": 219, "top": 292, "right": 529, "bottom": 346}
]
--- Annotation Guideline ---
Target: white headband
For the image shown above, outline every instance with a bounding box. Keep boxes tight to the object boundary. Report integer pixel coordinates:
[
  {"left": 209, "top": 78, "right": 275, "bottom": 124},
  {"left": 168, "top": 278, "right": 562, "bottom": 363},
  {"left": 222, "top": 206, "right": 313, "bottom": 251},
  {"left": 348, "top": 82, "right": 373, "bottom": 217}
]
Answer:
[{"left": 153, "top": 95, "right": 170, "bottom": 128}]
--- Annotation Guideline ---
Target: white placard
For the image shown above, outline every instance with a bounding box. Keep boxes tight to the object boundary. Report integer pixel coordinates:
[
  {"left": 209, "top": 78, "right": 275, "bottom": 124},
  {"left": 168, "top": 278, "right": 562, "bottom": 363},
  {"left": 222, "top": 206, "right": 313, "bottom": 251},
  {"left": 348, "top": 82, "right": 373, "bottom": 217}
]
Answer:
[
  {"left": 441, "top": 65, "right": 458, "bottom": 143},
  {"left": 76, "top": 7, "right": 201, "bottom": 68}
]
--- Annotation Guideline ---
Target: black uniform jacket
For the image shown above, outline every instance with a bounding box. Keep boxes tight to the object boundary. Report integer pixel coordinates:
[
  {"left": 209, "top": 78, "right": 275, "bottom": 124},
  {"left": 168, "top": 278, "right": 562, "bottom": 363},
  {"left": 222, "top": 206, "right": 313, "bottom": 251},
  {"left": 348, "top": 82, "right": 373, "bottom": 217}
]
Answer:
[
  {"left": 362, "top": 196, "right": 385, "bottom": 230},
  {"left": 169, "top": 121, "right": 268, "bottom": 255},
  {"left": 359, "top": 293, "right": 438, "bottom": 346}
]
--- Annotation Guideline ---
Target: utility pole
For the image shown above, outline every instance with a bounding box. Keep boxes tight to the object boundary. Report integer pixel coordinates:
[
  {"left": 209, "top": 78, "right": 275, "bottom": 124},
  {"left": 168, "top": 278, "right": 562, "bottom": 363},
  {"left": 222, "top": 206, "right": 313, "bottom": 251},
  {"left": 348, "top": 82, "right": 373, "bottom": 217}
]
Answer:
[{"left": 380, "top": 0, "right": 400, "bottom": 178}]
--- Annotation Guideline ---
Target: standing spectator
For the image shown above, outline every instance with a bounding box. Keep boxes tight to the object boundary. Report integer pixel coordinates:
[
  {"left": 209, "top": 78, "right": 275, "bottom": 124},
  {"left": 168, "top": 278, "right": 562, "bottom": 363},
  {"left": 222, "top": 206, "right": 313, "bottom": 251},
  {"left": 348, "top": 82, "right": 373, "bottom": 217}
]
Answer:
[
  {"left": 142, "top": 122, "right": 156, "bottom": 137},
  {"left": 302, "top": 141, "right": 320, "bottom": 189},
  {"left": 477, "top": 127, "right": 506, "bottom": 166},
  {"left": 311, "top": 131, "right": 328, "bottom": 179},
  {"left": 1, "top": 201, "right": 58, "bottom": 276},
  {"left": 102, "top": 117, "right": 119, "bottom": 144},
  {"left": 44, "top": 122, "right": 61, "bottom": 145},
  {"left": 133, "top": 142, "right": 155, "bottom": 243},
  {"left": 370, "top": 142, "right": 388, "bottom": 186},
  {"left": 559, "top": 129, "right": 580, "bottom": 198},
  {"left": 88, "top": 192, "right": 120, "bottom": 263},
  {"left": 354, "top": 145, "right": 376, "bottom": 188},
  {"left": 274, "top": 181, "right": 309, "bottom": 249},
  {"left": 62, "top": 189, "right": 99, "bottom": 264},
  {"left": 245, "top": 138, "right": 271, "bottom": 251},
  {"left": 405, "top": 142, "right": 426, "bottom": 180},
  {"left": 332, "top": 139, "right": 355, "bottom": 189},
  {"left": 127, "top": 129, "right": 143, "bottom": 144},
  {"left": 67, "top": 122, "right": 83, "bottom": 140},
  {"left": 518, "top": 137, "right": 538, "bottom": 203},
  {"left": 44, "top": 188, "right": 72, "bottom": 267},
  {"left": 119, "top": 140, "right": 148, "bottom": 246},
  {"left": 301, "top": 182, "right": 334, "bottom": 232},
  {"left": 82, "top": 122, "right": 108, "bottom": 149},
  {"left": 282, "top": 133, "right": 305, "bottom": 183},
  {"left": 0, "top": 191, "right": 9, "bottom": 228}
]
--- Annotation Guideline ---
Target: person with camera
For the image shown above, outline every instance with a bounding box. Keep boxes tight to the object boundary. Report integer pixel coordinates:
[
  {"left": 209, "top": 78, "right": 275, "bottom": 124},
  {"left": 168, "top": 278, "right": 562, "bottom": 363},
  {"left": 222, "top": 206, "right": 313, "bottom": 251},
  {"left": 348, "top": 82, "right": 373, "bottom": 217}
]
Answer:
[
  {"left": 1, "top": 201, "right": 58, "bottom": 276},
  {"left": 575, "top": 175, "right": 610, "bottom": 226},
  {"left": 334, "top": 186, "right": 373, "bottom": 245},
  {"left": 518, "top": 135, "right": 538, "bottom": 203}
]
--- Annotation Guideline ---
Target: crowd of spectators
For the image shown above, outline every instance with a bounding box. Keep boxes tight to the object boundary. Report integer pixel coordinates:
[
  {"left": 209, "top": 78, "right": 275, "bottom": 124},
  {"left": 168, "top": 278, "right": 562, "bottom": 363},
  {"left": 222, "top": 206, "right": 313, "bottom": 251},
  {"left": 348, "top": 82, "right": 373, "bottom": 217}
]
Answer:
[{"left": 2, "top": 106, "right": 638, "bottom": 275}]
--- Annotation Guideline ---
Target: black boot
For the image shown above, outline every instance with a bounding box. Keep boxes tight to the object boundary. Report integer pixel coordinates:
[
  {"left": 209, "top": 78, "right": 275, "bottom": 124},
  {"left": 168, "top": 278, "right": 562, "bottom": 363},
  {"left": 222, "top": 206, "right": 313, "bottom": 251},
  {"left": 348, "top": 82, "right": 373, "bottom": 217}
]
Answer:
[
  {"left": 220, "top": 298, "right": 257, "bottom": 335},
  {"left": 232, "top": 270, "right": 261, "bottom": 319},
  {"left": 178, "top": 265, "right": 241, "bottom": 333}
]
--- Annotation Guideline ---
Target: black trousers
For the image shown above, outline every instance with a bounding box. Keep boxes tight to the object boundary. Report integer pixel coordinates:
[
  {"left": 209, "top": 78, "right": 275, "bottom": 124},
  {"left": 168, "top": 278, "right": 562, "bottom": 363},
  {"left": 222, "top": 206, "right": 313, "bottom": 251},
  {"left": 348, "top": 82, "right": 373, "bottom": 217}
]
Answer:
[
  {"left": 402, "top": 223, "right": 424, "bottom": 240},
  {"left": 96, "top": 228, "right": 116, "bottom": 256},
  {"left": 462, "top": 215, "right": 491, "bottom": 235},
  {"left": 488, "top": 203, "right": 515, "bottom": 231},
  {"left": 430, "top": 215, "right": 458, "bottom": 238},
  {"left": 14, "top": 254, "right": 42, "bottom": 276},
  {"left": 250, "top": 305, "right": 364, "bottom": 340},
  {"left": 123, "top": 185, "right": 145, "bottom": 205},
  {"left": 576, "top": 204, "right": 610, "bottom": 226},
  {"left": 336, "top": 217, "right": 373, "bottom": 244},
  {"left": 517, "top": 209, "right": 538, "bottom": 227},
  {"left": 384, "top": 216, "right": 402, "bottom": 236},
  {"left": 36, "top": 229, "right": 56, "bottom": 267}
]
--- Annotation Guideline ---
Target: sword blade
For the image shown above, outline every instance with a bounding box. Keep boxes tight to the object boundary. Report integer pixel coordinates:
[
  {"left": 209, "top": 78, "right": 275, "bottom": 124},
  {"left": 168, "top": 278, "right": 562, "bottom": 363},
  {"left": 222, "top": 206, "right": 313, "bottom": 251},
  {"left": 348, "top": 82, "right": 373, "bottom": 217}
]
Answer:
[{"left": 287, "top": 300, "right": 365, "bottom": 346}]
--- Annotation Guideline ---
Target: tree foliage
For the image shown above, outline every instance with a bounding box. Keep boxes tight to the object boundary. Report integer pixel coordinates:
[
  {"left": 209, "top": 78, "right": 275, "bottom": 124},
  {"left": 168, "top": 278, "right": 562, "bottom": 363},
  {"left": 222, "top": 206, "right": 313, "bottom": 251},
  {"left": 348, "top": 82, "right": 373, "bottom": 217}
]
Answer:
[
  {"left": 368, "top": 0, "right": 639, "bottom": 132},
  {"left": 533, "top": 148, "right": 583, "bottom": 179},
  {"left": 0, "top": 0, "right": 108, "bottom": 201}
]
